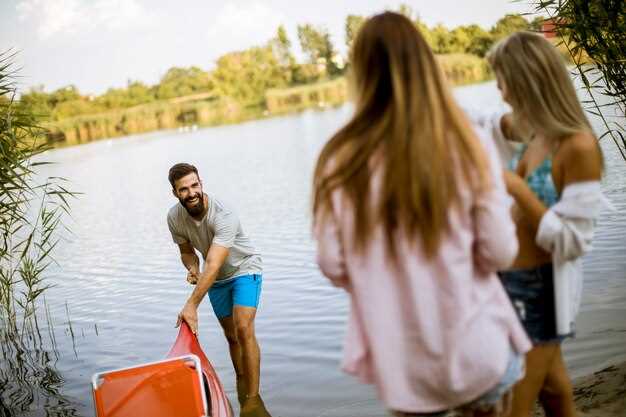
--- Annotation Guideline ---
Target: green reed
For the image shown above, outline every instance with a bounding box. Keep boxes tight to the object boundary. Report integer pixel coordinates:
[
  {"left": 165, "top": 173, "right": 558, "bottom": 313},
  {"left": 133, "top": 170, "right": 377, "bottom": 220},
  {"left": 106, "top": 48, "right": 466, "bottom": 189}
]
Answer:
[
  {"left": 526, "top": 0, "right": 626, "bottom": 162},
  {"left": 0, "top": 50, "right": 75, "bottom": 337}
]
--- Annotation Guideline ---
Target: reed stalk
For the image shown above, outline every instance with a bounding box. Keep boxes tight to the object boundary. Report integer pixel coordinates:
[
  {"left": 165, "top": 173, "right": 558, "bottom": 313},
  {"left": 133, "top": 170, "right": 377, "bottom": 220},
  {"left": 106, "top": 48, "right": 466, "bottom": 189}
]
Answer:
[
  {"left": 1, "top": 50, "right": 75, "bottom": 336},
  {"left": 526, "top": 0, "right": 626, "bottom": 162}
]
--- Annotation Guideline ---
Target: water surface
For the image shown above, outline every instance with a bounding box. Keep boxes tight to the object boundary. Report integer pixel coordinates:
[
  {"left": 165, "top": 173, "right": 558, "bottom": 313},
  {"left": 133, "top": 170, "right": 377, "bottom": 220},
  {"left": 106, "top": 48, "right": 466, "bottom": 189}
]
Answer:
[{"left": 3, "top": 81, "right": 625, "bottom": 417}]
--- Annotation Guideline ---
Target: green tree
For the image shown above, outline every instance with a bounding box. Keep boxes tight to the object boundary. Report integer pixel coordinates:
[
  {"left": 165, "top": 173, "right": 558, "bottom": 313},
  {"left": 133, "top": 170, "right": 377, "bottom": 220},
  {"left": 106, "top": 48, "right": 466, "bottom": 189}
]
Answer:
[
  {"left": 52, "top": 99, "right": 98, "bottom": 119},
  {"left": 18, "top": 86, "right": 52, "bottom": 119},
  {"left": 156, "top": 67, "right": 213, "bottom": 100},
  {"left": 529, "top": 16, "right": 545, "bottom": 32},
  {"left": 291, "top": 63, "right": 323, "bottom": 85},
  {"left": 212, "top": 45, "right": 288, "bottom": 104},
  {"left": 272, "top": 25, "right": 295, "bottom": 68},
  {"left": 47, "top": 85, "right": 81, "bottom": 107},
  {"left": 125, "top": 81, "right": 155, "bottom": 105},
  {"left": 345, "top": 14, "right": 365, "bottom": 52},
  {"left": 461, "top": 24, "right": 494, "bottom": 56},
  {"left": 448, "top": 27, "right": 473, "bottom": 53},
  {"left": 269, "top": 25, "right": 296, "bottom": 84},
  {"left": 297, "top": 24, "right": 340, "bottom": 77},
  {"left": 430, "top": 24, "right": 454, "bottom": 54},
  {"left": 97, "top": 81, "right": 155, "bottom": 110},
  {"left": 491, "top": 14, "right": 530, "bottom": 39}
]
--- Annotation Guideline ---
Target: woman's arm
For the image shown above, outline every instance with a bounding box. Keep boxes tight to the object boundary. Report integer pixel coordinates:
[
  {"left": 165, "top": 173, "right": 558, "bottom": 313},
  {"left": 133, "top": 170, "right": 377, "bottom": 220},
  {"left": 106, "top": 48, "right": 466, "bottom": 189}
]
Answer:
[
  {"left": 503, "top": 170, "right": 548, "bottom": 236},
  {"left": 313, "top": 205, "right": 350, "bottom": 289},
  {"left": 472, "top": 130, "right": 519, "bottom": 272}
]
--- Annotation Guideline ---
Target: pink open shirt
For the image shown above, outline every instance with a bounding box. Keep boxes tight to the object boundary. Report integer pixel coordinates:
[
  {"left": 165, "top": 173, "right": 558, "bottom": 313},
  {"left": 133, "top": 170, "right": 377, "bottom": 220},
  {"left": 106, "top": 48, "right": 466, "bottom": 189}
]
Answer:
[{"left": 314, "top": 130, "right": 531, "bottom": 413}]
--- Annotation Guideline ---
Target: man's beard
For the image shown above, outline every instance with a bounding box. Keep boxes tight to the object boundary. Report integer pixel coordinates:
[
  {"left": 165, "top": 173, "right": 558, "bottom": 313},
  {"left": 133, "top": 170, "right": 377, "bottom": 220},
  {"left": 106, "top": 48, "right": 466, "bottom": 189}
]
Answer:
[{"left": 180, "top": 192, "right": 204, "bottom": 217}]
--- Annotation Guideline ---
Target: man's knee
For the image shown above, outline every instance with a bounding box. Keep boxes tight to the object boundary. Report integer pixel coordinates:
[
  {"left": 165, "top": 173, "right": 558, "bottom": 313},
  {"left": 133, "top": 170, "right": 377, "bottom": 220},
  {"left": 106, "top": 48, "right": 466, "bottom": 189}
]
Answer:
[
  {"left": 223, "top": 329, "right": 239, "bottom": 345},
  {"left": 235, "top": 320, "right": 255, "bottom": 341}
]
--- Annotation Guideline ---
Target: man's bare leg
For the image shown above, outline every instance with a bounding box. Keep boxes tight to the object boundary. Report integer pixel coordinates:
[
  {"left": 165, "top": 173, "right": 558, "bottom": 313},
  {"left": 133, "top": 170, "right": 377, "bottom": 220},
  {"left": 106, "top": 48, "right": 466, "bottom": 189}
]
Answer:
[
  {"left": 233, "top": 305, "right": 260, "bottom": 401},
  {"left": 218, "top": 316, "right": 246, "bottom": 402}
]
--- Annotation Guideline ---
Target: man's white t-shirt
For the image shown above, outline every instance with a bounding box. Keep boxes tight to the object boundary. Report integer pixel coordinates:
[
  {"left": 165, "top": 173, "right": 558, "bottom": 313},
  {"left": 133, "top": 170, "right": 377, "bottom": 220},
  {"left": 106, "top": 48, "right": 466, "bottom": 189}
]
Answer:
[{"left": 167, "top": 194, "right": 262, "bottom": 281}]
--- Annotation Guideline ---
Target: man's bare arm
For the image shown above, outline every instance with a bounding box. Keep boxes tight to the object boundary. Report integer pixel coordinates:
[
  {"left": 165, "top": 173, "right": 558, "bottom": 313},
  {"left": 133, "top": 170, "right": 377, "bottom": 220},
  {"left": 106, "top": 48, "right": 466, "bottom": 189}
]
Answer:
[
  {"left": 177, "top": 244, "right": 230, "bottom": 334},
  {"left": 179, "top": 242, "right": 200, "bottom": 274},
  {"left": 188, "top": 244, "right": 229, "bottom": 307}
]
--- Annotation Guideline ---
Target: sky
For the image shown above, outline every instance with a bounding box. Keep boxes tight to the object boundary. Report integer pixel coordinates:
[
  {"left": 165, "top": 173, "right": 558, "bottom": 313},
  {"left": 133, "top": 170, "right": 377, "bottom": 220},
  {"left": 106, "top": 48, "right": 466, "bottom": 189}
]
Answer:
[{"left": 0, "top": 0, "right": 530, "bottom": 95}]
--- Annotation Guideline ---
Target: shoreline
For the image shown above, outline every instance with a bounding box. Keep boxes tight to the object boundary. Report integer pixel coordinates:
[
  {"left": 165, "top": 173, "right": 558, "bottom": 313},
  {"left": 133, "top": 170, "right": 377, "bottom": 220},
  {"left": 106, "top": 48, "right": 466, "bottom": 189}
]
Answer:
[
  {"left": 535, "top": 362, "right": 626, "bottom": 417},
  {"left": 44, "top": 54, "right": 493, "bottom": 149},
  {"left": 44, "top": 76, "right": 496, "bottom": 151}
]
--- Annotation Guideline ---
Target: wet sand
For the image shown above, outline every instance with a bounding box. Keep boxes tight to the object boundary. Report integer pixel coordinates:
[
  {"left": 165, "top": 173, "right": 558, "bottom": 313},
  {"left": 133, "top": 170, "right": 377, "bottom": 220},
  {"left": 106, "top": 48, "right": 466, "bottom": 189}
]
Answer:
[{"left": 535, "top": 362, "right": 626, "bottom": 417}]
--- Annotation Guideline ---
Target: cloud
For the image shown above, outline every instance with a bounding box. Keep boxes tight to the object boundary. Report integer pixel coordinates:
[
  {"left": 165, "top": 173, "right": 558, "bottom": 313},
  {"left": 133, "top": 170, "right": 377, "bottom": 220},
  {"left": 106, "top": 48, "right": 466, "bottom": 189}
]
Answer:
[
  {"left": 16, "top": 0, "right": 153, "bottom": 39},
  {"left": 206, "top": 1, "right": 286, "bottom": 56}
]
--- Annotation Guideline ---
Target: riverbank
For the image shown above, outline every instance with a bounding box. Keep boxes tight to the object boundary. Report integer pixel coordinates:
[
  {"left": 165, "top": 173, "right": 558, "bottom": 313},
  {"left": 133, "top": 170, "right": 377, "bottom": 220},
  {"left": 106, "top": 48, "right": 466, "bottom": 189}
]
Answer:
[
  {"left": 45, "top": 53, "right": 491, "bottom": 148},
  {"left": 535, "top": 362, "right": 626, "bottom": 417}
]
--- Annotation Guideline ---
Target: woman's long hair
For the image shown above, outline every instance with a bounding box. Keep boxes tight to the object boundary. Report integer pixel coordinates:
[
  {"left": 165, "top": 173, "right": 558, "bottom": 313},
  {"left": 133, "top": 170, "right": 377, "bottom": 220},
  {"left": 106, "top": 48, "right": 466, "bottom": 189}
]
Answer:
[
  {"left": 312, "top": 12, "right": 489, "bottom": 259},
  {"left": 487, "top": 31, "right": 592, "bottom": 140}
]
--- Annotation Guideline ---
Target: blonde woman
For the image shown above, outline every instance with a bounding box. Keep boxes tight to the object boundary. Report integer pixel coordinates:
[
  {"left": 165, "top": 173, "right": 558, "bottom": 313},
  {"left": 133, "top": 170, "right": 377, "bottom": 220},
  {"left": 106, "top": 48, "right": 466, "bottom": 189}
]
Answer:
[
  {"left": 313, "top": 12, "right": 531, "bottom": 416},
  {"left": 487, "top": 31, "right": 609, "bottom": 417}
]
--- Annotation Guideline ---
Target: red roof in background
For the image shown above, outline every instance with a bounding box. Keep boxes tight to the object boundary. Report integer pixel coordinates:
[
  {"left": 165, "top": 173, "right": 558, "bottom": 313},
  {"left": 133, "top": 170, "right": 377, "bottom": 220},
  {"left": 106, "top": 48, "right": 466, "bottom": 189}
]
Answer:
[{"left": 542, "top": 18, "right": 558, "bottom": 38}]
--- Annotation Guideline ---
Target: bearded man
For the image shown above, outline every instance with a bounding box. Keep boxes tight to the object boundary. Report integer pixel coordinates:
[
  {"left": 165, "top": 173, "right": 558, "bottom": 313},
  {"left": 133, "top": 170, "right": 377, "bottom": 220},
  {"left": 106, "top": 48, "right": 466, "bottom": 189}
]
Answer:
[{"left": 166, "top": 163, "right": 263, "bottom": 408}]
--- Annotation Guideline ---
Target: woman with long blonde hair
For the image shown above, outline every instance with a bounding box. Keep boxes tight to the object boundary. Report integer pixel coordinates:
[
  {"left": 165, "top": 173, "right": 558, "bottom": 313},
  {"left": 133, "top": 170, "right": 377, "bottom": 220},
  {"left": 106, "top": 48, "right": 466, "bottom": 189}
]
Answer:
[
  {"left": 313, "top": 12, "right": 531, "bottom": 415},
  {"left": 487, "top": 31, "right": 608, "bottom": 417}
]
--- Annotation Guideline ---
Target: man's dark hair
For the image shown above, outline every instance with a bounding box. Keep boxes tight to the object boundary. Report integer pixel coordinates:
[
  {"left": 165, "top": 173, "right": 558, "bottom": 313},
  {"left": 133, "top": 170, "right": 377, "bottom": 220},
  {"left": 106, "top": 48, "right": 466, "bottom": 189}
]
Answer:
[{"left": 168, "top": 163, "right": 199, "bottom": 189}]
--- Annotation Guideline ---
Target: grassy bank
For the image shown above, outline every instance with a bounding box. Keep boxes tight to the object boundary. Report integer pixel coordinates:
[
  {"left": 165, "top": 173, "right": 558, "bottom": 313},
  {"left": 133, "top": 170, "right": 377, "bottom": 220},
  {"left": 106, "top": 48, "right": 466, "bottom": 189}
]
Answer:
[
  {"left": 436, "top": 53, "right": 492, "bottom": 85},
  {"left": 266, "top": 54, "right": 491, "bottom": 114},
  {"left": 45, "top": 96, "right": 248, "bottom": 146},
  {"left": 46, "top": 53, "right": 491, "bottom": 147}
]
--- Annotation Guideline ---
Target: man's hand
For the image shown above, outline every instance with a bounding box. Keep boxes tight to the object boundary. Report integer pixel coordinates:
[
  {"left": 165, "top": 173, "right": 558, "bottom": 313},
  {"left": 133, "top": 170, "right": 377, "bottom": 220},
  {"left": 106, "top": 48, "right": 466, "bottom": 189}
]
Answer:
[
  {"left": 176, "top": 302, "right": 199, "bottom": 335},
  {"left": 179, "top": 243, "right": 200, "bottom": 285},
  {"left": 186, "top": 269, "right": 199, "bottom": 285}
]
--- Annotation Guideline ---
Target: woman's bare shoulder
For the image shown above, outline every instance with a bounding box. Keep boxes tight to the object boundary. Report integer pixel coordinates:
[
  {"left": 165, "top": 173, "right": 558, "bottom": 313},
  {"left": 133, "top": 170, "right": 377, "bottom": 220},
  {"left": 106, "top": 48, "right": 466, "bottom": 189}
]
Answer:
[{"left": 555, "top": 130, "right": 603, "bottom": 185}]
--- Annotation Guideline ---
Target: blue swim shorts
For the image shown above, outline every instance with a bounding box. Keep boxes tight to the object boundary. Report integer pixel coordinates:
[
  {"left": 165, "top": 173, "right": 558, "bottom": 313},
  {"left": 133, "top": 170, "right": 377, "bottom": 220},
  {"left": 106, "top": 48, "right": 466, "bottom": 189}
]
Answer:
[{"left": 208, "top": 274, "right": 262, "bottom": 319}]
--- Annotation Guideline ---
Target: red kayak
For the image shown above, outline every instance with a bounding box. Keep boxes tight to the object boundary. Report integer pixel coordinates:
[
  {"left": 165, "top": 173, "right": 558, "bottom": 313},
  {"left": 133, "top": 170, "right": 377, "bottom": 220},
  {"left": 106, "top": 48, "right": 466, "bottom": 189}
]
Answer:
[
  {"left": 92, "top": 322, "right": 233, "bottom": 417},
  {"left": 166, "top": 322, "right": 233, "bottom": 417}
]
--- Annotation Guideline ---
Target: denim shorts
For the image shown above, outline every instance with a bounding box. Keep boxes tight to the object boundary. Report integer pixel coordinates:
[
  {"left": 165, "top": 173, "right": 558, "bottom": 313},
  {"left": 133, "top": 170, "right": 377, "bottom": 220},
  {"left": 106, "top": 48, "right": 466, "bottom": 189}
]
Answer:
[
  {"left": 498, "top": 263, "right": 569, "bottom": 344},
  {"left": 392, "top": 348, "right": 525, "bottom": 416},
  {"left": 208, "top": 274, "right": 262, "bottom": 319},
  {"left": 470, "top": 348, "right": 525, "bottom": 410}
]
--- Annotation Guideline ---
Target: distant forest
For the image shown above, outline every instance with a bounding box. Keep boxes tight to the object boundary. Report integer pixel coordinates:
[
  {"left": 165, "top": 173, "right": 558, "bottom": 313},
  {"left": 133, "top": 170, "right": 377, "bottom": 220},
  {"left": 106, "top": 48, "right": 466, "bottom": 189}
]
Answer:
[{"left": 16, "top": 6, "right": 543, "bottom": 122}]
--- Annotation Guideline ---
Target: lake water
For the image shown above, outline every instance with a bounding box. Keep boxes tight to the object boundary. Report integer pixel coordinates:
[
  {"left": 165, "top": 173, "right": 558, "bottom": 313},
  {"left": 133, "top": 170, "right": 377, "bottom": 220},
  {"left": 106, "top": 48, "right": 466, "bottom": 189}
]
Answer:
[{"left": 2, "top": 80, "right": 625, "bottom": 417}]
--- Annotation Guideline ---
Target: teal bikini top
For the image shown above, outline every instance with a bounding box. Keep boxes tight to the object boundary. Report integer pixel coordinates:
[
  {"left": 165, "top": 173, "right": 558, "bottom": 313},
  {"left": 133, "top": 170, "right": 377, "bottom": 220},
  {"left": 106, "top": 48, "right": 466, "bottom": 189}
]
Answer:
[{"left": 509, "top": 145, "right": 559, "bottom": 207}]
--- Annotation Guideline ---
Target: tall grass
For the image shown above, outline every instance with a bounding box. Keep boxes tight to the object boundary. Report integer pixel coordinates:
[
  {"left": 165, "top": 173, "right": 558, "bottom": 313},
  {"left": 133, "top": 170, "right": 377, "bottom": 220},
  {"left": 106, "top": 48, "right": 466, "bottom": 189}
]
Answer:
[
  {"left": 47, "top": 97, "right": 243, "bottom": 146},
  {"left": 0, "top": 50, "right": 74, "bottom": 336}
]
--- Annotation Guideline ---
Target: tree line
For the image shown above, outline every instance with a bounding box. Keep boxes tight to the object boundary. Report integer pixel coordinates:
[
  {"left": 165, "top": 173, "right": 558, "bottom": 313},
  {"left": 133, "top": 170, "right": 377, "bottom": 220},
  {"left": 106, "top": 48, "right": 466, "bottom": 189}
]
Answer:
[{"left": 18, "top": 7, "right": 541, "bottom": 122}]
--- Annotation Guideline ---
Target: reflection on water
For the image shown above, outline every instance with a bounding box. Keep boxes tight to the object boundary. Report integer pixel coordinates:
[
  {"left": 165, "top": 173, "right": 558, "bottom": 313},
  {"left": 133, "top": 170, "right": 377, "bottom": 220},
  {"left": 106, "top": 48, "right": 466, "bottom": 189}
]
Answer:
[
  {"left": 0, "top": 314, "right": 79, "bottom": 416},
  {"left": 1, "top": 80, "right": 624, "bottom": 417}
]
